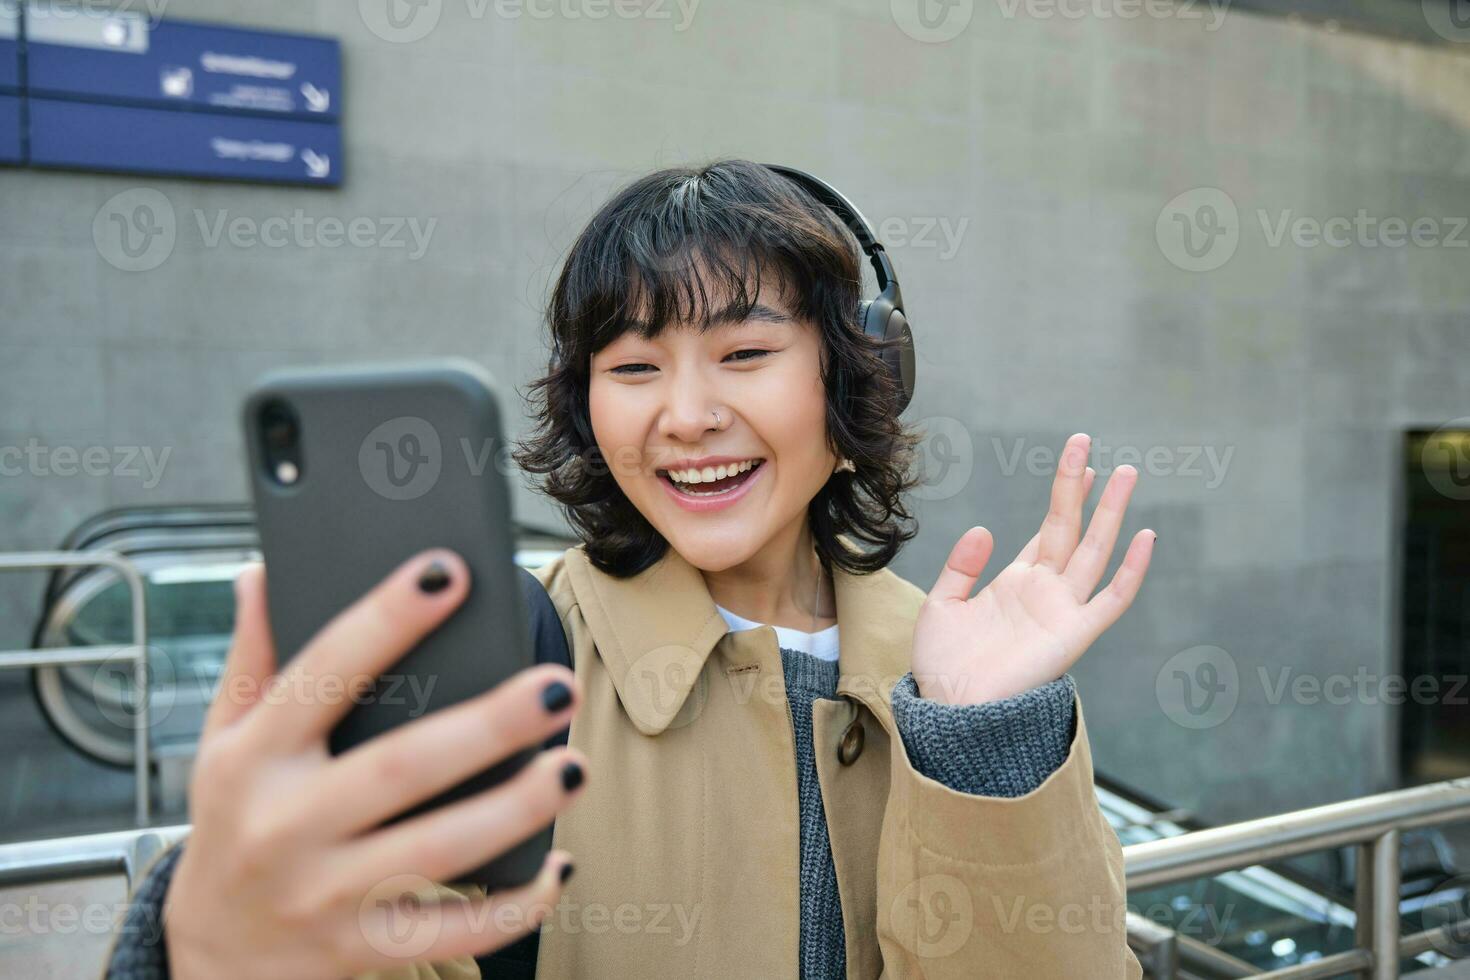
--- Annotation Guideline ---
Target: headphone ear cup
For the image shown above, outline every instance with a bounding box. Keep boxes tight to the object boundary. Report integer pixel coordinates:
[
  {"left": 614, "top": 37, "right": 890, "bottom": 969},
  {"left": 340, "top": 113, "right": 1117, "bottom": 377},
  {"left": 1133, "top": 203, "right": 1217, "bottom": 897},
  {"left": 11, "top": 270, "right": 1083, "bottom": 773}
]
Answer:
[
  {"left": 856, "top": 298, "right": 915, "bottom": 415},
  {"left": 886, "top": 308, "right": 915, "bottom": 415}
]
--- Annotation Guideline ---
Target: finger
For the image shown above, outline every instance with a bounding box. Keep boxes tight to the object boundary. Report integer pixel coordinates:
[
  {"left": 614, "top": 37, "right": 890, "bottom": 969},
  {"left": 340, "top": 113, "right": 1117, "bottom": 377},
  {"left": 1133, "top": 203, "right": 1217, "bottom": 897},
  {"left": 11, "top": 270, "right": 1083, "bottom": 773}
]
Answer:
[
  {"left": 201, "top": 564, "right": 278, "bottom": 742},
  {"left": 307, "top": 664, "right": 581, "bottom": 838},
  {"left": 350, "top": 849, "right": 575, "bottom": 970},
  {"left": 1061, "top": 464, "right": 1139, "bottom": 600},
  {"left": 1017, "top": 467, "right": 1093, "bottom": 565},
  {"left": 1037, "top": 433, "right": 1091, "bottom": 572},
  {"left": 1072, "top": 529, "right": 1156, "bottom": 646},
  {"left": 926, "top": 526, "right": 995, "bottom": 604},
  {"left": 332, "top": 746, "right": 588, "bottom": 893},
  {"left": 248, "top": 550, "right": 471, "bottom": 751}
]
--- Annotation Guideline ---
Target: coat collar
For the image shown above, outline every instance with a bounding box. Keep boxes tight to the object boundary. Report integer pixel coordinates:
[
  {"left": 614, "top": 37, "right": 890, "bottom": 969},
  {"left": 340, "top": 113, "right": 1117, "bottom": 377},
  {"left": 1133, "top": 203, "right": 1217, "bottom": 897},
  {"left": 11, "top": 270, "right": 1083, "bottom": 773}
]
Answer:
[{"left": 562, "top": 538, "right": 925, "bottom": 735}]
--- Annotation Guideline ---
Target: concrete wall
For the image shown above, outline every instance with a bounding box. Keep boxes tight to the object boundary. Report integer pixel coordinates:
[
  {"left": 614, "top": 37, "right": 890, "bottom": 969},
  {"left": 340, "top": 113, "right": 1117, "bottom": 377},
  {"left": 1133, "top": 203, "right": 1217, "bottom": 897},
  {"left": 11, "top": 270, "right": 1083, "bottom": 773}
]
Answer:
[{"left": 2, "top": 0, "right": 1469, "bottom": 827}]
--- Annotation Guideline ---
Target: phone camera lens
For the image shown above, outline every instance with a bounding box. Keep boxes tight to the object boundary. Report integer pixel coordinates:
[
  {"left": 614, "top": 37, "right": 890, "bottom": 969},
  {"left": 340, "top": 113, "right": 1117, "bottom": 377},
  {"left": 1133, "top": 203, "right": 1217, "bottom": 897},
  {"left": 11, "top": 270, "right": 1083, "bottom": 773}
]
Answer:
[
  {"left": 261, "top": 404, "right": 298, "bottom": 451},
  {"left": 258, "top": 400, "right": 303, "bottom": 486}
]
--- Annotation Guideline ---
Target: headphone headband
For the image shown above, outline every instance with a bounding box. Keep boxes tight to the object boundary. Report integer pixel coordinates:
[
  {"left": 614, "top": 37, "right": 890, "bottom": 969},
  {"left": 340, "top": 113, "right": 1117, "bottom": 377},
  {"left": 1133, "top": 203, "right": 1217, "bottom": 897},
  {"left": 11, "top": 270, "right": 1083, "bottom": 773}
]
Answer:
[
  {"left": 764, "top": 163, "right": 915, "bottom": 415},
  {"left": 762, "top": 163, "right": 896, "bottom": 294}
]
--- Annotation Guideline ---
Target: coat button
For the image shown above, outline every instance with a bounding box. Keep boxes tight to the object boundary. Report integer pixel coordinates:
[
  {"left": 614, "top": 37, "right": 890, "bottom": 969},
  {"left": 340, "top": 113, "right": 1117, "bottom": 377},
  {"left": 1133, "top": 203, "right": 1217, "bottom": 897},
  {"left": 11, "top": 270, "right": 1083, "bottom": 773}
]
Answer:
[{"left": 837, "top": 720, "right": 865, "bottom": 766}]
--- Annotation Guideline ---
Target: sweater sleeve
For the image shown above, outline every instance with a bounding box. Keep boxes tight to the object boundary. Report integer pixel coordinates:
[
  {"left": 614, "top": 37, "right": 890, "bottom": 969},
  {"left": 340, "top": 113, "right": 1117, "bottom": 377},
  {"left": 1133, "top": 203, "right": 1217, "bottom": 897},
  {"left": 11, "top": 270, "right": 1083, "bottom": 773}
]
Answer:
[
  {"left": 889, "top": 672, "right": 1076, "bottom": 798},
  {"left": 102, "top": 838, "right": 186, "bottom": 980}
]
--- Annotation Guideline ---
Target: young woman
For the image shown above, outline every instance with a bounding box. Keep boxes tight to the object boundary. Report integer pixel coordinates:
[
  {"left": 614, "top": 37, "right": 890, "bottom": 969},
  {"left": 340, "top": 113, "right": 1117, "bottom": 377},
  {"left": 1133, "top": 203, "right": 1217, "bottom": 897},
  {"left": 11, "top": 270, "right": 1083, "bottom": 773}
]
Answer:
[{"left": 106, "top": 160, "right": 1154, "bottom": 979}]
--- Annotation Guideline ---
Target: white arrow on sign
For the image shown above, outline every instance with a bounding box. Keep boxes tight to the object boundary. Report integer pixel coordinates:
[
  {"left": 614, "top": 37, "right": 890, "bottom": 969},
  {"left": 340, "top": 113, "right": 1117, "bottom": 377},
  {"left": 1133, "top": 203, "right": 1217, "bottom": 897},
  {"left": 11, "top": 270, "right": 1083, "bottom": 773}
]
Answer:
[
  {"left": 301, "top": 149, "right": 331, "bottom": 179},
  {"left": 301, "top": 82, "right": 331, "bottom": 113}
]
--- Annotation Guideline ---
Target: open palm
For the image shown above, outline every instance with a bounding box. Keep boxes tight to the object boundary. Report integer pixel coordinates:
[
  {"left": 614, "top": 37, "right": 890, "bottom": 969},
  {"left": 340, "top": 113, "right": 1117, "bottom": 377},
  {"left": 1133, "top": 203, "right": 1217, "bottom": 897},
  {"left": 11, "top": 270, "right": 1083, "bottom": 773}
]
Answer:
[{"left": 910, "top": 433, "right": 1156, "bottom": 706}]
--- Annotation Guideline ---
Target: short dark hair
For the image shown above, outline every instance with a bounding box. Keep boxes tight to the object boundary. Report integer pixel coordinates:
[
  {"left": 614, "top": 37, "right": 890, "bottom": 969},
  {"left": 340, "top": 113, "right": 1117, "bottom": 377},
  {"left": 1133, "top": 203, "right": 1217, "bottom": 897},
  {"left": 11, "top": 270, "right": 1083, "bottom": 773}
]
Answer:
[{"left": 513, "top": 158, "right": 920, "bottom": 578}]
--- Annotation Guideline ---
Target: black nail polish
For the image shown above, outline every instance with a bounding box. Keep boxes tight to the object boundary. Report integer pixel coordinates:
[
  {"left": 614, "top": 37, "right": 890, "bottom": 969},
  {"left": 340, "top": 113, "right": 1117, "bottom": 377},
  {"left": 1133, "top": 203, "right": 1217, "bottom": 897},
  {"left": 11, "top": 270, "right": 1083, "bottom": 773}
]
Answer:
[
  {"left": 542, "top": 680, "right": 573, "bottom": 713},
  {"left": 559, "top": 862, "right": 575, "bottom": 884},
  {"left": 561, "top": 760, "right": 584, "bottom": 792},
  {"left": 418, "top": 561, "right": 451, "bottom": 594}
]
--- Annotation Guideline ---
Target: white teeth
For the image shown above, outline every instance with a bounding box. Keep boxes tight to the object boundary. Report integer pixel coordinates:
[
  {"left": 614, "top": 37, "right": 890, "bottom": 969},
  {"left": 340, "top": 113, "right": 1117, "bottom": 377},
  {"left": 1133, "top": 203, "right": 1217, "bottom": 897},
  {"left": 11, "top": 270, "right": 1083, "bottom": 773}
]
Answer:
[{"left": 666, "top": 459, "right": 760, "bottom": 487}]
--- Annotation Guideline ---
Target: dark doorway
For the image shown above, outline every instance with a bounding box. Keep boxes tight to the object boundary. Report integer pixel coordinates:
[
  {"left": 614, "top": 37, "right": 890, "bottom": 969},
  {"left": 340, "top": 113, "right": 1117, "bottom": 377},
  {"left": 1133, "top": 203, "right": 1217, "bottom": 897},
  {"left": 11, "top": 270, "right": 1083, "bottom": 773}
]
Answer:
[{"left": 1399, "top": 426, "right": 1470, "bottom": 785}]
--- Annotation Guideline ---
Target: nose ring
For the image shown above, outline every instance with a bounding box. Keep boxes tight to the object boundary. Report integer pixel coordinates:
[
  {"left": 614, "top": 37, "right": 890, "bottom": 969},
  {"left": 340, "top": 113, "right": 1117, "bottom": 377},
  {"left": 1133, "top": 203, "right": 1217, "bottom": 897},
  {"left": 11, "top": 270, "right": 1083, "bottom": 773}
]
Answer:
[{"left": 711, "top": 410, "right": 722, "bottom": 427}]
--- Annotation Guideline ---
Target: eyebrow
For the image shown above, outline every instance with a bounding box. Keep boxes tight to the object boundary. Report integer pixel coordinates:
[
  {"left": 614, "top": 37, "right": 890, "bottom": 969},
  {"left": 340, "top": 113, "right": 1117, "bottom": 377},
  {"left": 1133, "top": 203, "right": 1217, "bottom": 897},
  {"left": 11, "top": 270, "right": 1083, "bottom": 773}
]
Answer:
[
  {"left": 624, "top": 301, "right": 792, "bottom": 335},
  {"left": 708, "top": 301, "right": 792, "bottom": 327}
]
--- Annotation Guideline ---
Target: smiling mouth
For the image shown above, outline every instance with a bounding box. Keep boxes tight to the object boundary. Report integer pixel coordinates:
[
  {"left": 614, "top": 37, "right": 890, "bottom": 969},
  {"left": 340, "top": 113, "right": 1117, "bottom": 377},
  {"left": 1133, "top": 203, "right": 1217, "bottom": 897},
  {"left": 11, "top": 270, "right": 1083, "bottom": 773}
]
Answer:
[{"left": 658, "top": 459, "right": 766, "bottom": 497}]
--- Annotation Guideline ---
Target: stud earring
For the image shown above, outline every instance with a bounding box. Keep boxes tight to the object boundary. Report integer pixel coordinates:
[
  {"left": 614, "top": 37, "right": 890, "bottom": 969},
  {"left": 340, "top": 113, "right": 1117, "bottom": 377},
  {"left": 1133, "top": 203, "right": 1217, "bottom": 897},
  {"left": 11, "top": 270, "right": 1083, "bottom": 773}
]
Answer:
[{"left": 835, "top": 458, "right": 856, "bottom": 473}]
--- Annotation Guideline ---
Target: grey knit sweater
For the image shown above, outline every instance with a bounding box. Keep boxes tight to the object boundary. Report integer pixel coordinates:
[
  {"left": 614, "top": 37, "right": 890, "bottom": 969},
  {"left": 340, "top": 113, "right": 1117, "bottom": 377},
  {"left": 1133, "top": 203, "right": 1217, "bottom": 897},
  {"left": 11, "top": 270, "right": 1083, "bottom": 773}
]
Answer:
[
  {"left": 782, "top": 647, "right": 1076, "bottom": 980},
  {"left": 104, "top": 658, "right": 1076, "bottom": 979}
]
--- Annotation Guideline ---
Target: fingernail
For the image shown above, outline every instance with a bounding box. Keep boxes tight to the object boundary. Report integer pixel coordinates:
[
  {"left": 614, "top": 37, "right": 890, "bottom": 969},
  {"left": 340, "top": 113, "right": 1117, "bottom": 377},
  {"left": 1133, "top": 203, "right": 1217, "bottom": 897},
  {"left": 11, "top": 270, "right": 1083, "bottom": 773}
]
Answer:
[
  {"left": 561, "top": 760, "right": 584, "bottom": 792},
  {"left": 418, "top": 561, "right": 451, "bottom": 594},
  {"left": 542, "top": 680, "right": 573, "bottom": 713},
  {"left": 560, "top": 862, "right": 575, "bottom": 884}
]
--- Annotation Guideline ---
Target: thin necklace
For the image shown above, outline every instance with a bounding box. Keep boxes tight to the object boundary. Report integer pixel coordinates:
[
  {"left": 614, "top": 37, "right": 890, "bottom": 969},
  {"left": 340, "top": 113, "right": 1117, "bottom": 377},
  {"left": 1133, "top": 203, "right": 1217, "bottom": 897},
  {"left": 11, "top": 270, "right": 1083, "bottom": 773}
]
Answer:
[{"left": 811, "top": 550, "right": 821, "bottom": 636}]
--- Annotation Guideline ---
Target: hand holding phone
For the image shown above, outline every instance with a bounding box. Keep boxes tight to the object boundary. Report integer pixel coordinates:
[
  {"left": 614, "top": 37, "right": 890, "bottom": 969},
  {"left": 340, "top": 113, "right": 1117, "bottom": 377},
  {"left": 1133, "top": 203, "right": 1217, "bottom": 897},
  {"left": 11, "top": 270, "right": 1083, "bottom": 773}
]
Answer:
[
  {"left": 243, "top": 360, "right": 556, "bottom": 888},
  {"left": 164, "top": 552, "right": 587, "bottom": 979}
]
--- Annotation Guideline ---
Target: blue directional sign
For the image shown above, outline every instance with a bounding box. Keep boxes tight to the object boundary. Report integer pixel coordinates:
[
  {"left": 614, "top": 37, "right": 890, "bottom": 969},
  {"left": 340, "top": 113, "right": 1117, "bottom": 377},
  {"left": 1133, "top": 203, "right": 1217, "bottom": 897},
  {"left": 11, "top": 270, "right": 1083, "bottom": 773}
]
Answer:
[
  {"left": 26, "top": 5, "right": 340, "bottom": 120},
  {"left": 0, "top": 95, "right": 20, "bottom": 164},
  {"left": 29, "top": 98, "right": 342, "bottom": 185},
  {"left": 0, "top": 2, "right": 19, "bottom": 92},
  {"left": 26, "top": 6, "right": 340, "bottom": 119}
]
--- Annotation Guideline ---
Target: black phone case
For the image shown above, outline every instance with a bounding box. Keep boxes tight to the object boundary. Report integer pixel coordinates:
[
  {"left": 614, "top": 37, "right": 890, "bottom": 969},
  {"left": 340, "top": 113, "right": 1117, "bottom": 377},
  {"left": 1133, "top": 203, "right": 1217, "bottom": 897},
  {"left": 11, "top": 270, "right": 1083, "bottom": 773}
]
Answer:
[{"left": 242, "top": 359, "right": 547, "bottom": 890}]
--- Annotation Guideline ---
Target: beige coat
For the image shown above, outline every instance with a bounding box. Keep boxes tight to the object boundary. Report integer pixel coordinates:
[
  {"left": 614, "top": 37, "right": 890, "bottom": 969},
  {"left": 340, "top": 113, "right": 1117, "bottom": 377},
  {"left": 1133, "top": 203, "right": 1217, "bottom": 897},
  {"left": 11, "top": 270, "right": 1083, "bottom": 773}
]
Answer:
[
  {"left": 117, "top": 540, "right": 1141, "bottom": 980},
  {"left": 383, "top": 542, "right": 1140, "bottom": 979}
]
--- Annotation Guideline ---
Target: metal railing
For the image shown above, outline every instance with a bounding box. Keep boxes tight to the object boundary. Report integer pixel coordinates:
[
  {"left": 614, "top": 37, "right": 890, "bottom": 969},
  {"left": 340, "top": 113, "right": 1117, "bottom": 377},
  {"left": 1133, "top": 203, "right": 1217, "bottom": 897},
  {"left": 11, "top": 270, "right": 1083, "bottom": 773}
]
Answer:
[
  {"left": 0, "top": 551, "right": 151, "bottom": 824},
  {"left": 0, "top": 824, "right": 187, "bottom": 889},
  {"left": 1123, "top": 777, "right": 1470, "bottom": 979}
]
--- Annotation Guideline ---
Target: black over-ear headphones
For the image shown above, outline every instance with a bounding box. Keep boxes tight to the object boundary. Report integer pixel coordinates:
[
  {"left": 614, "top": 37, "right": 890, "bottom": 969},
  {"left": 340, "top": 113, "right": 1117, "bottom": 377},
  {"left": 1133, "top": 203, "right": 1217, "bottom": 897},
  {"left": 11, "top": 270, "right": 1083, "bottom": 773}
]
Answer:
[{"left": 763, "top": 164, "right": 916, "bottom": 416}]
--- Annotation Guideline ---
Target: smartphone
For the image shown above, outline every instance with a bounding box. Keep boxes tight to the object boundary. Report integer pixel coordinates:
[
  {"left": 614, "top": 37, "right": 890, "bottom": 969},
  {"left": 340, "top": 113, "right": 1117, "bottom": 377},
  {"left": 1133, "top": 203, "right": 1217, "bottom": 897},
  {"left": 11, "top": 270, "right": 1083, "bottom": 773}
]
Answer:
[{"left": 242, "top": 359, "right": 547, "bottom": 890}]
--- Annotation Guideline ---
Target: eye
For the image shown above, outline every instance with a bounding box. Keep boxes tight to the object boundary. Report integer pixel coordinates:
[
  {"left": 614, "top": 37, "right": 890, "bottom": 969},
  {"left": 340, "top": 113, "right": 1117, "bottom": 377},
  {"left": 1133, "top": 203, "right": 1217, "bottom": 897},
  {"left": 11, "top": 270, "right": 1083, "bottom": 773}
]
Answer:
[
  {"left": 609, "top": 363, "right": 655, "bottom": 376},
  {"left": 725, "top": 349, "right": 771, "bottom": 363}
]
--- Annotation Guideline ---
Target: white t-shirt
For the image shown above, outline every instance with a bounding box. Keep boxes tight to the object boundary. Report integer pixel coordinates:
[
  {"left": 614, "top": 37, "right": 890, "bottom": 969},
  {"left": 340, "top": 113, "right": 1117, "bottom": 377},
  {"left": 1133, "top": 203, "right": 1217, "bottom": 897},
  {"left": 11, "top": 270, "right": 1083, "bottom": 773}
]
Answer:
[{"left": 714, "top": 603, "right": 840, "bottom": 662}]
